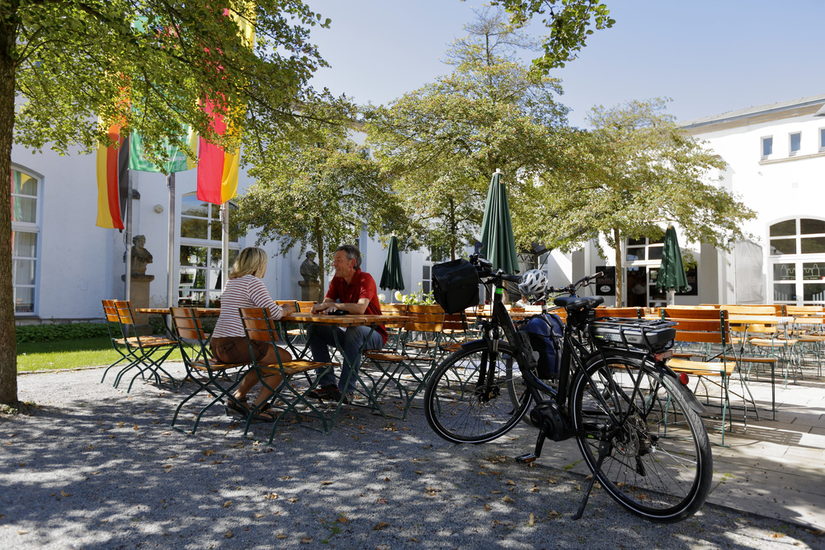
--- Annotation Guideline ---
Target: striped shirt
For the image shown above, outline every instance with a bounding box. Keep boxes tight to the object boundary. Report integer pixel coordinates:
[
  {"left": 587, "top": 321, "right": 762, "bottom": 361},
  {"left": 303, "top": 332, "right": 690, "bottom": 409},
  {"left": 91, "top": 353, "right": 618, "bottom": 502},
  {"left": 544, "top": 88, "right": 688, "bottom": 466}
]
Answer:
[{"left": 211, "top": 275, "right": 283, "bottom": 338}]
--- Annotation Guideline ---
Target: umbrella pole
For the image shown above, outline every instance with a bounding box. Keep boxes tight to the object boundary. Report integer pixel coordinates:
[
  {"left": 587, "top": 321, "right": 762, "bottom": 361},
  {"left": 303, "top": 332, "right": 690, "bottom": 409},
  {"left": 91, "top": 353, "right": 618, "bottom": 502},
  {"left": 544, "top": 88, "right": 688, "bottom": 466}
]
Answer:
[
  {"left": 166, "top": 173, "right": 176, "bottom": 308},
  {"left": 667, "top": 289, "right": 675, "bottom": 306}
]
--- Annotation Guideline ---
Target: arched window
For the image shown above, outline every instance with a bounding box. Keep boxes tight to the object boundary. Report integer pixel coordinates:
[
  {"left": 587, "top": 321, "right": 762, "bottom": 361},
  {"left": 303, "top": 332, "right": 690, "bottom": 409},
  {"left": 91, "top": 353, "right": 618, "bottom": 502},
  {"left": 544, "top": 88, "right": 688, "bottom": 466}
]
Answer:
[
  {"left": 769, "top": 218, "right": 825, "bottom": 304},
  {"left": 178, "top": 193, "right": 240, "bottom": 307},
  {"left": 11, "top": 167, "right": 40, "bottom": 314}
]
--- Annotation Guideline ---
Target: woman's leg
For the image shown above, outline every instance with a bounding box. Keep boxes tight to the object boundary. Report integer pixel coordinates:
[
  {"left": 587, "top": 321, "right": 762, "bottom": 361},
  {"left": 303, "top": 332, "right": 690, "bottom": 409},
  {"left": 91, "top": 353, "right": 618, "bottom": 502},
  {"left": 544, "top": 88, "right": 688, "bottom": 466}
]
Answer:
[{"left": 249, "top": 345, "right": 291, "bottom": 408}]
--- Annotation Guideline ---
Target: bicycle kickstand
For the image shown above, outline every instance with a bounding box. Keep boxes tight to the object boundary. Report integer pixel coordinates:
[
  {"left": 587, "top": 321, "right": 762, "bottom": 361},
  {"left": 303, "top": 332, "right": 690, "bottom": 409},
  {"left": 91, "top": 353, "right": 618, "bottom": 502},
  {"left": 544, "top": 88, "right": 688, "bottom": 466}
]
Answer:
[
  {"left": 515, "top": 429, "right": 546, "bottom": 464},
  {"left": 572, "top": 440, "right": 609, "bottom": 520}
]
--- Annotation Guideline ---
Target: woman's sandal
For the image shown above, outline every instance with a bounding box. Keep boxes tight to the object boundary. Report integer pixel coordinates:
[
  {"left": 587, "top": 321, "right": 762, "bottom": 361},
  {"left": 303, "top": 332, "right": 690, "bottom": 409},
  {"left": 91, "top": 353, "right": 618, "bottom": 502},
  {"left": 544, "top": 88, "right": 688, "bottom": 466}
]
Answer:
[
  {"left": 250, "top": 402, "right": 276, "bottom": 423},
  {"left": 225, "top": 396, "right": 249, "bottom": 417}
]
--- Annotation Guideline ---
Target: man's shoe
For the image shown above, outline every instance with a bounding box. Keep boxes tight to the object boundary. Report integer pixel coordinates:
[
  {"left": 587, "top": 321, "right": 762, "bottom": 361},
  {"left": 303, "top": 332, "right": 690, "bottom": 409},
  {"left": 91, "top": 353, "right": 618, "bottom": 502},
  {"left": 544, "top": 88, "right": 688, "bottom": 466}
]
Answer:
[{"left": 308, "top": 384, "right": 338, "bottom": 400}]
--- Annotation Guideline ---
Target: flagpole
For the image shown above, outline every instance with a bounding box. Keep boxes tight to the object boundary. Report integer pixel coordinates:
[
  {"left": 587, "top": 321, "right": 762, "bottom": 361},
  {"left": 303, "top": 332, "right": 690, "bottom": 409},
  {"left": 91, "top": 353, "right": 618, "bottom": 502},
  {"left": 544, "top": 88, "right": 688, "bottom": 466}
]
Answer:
[
  {"left": 166, "top": 173, "right": 176, "bottom": 308},
  {"left": 124, "top": 174, "right": 132, "bottom": 301},
  {"left": 221, "top": 202, "right": 229, "bottom": 295}
]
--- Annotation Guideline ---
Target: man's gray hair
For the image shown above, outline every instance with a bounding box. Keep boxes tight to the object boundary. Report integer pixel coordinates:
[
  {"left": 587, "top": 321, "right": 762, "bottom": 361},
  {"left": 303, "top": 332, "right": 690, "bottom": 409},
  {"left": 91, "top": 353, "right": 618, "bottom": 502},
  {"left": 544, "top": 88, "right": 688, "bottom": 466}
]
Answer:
[{"left": 336, "top": 244, "right": 361, "bottom": 268}]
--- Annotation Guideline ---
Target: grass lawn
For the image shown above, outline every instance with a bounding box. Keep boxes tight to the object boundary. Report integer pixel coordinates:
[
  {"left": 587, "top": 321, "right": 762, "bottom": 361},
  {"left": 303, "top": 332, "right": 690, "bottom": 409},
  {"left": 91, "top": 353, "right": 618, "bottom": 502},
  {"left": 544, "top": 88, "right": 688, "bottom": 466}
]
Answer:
[{"left": 17, "top": 336, "right": 182, "bottom": 372}]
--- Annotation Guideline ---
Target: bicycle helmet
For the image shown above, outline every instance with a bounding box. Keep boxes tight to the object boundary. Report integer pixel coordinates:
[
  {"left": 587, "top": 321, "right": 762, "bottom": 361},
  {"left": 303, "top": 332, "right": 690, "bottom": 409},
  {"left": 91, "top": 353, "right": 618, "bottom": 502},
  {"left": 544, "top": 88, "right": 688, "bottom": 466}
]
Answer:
[{"left": 518, "top": 269, "right": 549, "bottom": 298}]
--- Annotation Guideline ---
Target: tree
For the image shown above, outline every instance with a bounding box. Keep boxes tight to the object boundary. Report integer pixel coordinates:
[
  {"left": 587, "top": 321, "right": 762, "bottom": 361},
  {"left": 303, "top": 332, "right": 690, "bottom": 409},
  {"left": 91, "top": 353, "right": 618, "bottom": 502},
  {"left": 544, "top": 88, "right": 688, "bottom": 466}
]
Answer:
[
  {"left": 0, "top": 0, "right": 329, "bottom": 406},
  {"left": 235, "top": 106, "right": 403, "bottom": 289},
  {"left": 0, "top": 0, "right": 613, "bottom": 406},
  {"left": 542, "top": 99, "right": 756, "bottom": 306},
  {"left": 366, "top": 10, "right": 572, "bottom": 260}
]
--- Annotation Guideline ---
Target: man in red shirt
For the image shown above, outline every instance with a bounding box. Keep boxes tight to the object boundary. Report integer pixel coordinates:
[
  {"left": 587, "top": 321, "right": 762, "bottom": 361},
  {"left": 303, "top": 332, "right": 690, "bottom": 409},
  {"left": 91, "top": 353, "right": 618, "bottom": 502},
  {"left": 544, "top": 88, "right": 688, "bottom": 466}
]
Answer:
[{"left": 308, "top": 245, "right": 386, "bottom": 402}]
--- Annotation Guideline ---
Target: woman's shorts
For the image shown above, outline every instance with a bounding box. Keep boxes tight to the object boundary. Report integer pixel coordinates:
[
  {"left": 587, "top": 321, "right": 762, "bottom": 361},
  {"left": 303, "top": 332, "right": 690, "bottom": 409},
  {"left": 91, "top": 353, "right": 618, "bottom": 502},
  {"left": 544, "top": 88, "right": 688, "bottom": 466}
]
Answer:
[{"left": 210, "top": 336, "right": 272, "bottom": 364}]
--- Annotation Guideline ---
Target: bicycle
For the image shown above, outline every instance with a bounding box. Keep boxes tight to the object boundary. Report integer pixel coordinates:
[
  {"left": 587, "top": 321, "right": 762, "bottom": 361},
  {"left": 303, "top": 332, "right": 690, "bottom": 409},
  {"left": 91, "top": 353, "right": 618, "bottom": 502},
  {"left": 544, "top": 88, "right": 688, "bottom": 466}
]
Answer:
[{"left": 424, "top": 256, "right": 713, "bottom": 523}]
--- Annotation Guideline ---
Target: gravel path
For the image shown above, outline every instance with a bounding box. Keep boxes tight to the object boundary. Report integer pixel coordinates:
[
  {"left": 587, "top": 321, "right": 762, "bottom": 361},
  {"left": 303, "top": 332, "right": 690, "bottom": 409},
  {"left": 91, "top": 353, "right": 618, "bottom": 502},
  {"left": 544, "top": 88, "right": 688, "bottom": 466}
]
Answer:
[{"left": 1, "top": 366, "right": 822, "bottom": 549}]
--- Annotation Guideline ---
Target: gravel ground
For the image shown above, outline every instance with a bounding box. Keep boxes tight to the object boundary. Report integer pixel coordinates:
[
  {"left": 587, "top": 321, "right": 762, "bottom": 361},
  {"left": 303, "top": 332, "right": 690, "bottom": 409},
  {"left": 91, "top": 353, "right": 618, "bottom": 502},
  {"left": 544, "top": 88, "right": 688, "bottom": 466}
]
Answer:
[{"left": 1, "top": 366, "right": 822, "bottom": 550}]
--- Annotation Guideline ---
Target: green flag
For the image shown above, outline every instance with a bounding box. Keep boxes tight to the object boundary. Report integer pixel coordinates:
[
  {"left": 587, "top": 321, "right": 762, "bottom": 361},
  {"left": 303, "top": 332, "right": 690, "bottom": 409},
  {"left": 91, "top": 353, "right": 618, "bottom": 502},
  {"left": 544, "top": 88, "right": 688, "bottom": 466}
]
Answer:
[{"left": 129, "top": 129, "right": 197, "bottom": 174}]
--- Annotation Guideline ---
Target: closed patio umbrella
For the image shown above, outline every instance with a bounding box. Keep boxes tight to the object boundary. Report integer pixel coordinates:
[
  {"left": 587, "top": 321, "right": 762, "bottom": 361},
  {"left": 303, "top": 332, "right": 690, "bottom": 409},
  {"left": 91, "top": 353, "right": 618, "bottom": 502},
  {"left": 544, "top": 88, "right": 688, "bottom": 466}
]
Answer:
[
  {"left": 380, "top": 236, "right": 405, "bottom": 291},
  {"left": 656, "top": 226, "right": 689, "bottom": 305},
  {"left": 479, "top": 170, "right": 518, "bottom": 275}
]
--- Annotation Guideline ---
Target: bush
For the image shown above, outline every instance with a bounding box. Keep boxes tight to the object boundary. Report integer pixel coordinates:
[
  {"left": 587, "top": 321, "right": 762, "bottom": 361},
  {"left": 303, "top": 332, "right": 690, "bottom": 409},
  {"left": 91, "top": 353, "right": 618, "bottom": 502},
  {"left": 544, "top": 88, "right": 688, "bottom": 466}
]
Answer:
[{"left": 16, "top": 323, "right": 110, "bottom": 344}]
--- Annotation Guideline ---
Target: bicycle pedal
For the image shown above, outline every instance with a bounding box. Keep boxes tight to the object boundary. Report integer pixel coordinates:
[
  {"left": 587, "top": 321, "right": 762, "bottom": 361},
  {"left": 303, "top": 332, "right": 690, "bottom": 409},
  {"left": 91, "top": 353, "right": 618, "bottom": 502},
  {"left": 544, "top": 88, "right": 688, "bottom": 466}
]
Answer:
[{"left": 515, "top": 453, "right": 538, "bottom": 464}]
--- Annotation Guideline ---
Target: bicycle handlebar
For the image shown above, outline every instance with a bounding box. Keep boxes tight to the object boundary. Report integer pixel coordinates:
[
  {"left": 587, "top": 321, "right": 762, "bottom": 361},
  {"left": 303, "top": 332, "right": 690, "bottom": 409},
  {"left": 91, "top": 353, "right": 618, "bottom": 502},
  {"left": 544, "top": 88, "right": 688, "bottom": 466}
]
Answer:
[
  {"left": 469, "top": 254, "right": 602, "bottom": 296},
  {"left": 547, "top": 271, "right": 604, "bottom": 295}
]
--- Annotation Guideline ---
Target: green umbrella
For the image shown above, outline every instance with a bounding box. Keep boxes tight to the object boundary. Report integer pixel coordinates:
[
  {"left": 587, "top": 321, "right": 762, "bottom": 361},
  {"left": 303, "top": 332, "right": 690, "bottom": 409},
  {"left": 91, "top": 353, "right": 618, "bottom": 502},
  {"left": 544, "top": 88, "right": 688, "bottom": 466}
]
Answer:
[
  {"left": 379, "top": 236, "right": 405, "bottom": 291},
  {"left": 656, "top": 226, "right": 688, "bottom": 304},
  {"left": 480, "top": 171, "right": 519, "bottom": 274}
]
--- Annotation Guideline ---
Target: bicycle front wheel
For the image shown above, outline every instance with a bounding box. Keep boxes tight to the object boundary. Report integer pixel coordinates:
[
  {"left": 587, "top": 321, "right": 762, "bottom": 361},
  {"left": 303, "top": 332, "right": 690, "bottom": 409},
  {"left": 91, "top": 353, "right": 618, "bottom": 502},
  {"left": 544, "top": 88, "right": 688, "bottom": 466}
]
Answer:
[
  {"left": 424, "top": 341, "right": 532, "bottom": 444},
  {"left": 570, "top": 354, "right": 712, "bottom": 522}
]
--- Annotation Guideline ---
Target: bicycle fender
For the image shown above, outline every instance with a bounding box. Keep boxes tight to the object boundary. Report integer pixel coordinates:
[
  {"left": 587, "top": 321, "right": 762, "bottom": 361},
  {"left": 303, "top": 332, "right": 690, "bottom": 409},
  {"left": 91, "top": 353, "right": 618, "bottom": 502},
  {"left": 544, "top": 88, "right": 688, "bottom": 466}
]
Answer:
[{"left": 649, "top": 360, "right": 707, "bottom": 416}]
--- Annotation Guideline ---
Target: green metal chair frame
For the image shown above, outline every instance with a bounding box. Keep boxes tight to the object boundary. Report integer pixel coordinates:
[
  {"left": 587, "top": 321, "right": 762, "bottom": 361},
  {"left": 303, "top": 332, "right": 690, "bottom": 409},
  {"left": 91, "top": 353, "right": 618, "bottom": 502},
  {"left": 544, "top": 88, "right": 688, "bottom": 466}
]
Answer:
[
  {"left": 100, "top": 299, "right": 178, "bottom": 392},
  {"left": 169, "top": 307, "right": 250, "bottom": 434},
  {"left": 240, "top": 307, "right": 340, "bottom": 442}
]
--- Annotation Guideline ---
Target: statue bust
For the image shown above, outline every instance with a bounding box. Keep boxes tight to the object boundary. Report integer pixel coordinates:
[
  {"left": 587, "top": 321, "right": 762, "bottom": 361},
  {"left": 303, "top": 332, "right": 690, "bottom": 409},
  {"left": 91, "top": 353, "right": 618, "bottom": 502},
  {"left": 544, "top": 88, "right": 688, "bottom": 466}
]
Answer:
[
  {"left": 300, "top": 250, "right": 320, "bottom": 284},
  {"left": 131, "top": 234, "right": 153, "bottom": 276}
]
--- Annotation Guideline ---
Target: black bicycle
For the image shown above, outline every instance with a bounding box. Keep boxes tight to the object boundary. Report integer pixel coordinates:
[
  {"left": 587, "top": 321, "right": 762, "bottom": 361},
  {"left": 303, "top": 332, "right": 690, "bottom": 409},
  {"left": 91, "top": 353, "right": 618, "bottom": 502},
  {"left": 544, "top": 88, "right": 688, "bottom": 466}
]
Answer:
[{"left": 424, "top": 256, "right": 712, "bottom": 522}]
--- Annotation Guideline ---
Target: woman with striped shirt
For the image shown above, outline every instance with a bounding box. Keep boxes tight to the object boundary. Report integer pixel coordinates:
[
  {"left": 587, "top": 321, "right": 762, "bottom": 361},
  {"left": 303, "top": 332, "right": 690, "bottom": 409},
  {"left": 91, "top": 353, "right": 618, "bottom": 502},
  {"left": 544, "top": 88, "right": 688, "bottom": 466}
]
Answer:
[{"left": 211, "top": 247, "right": 295, "bottom": 420}]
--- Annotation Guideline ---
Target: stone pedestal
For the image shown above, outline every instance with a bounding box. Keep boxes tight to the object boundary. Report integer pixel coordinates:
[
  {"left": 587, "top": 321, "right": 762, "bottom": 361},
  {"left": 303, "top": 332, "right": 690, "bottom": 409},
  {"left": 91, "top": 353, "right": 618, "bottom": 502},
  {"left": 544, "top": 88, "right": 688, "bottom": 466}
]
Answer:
[
  {"left": 124, "top": 274, "right": 154, "bottom": 326},
  {"left": 299, "top": 280, "right": 321, "bottom": 302}
]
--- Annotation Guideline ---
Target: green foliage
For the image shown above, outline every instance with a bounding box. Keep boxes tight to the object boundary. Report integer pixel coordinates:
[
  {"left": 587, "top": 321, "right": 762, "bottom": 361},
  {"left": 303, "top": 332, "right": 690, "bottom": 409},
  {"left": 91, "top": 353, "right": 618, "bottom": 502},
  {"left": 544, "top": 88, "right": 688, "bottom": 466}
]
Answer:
[
  {"left": 15, "top": 323, "right": 110, "bottom": 344},
  {"left": 235, "top": 100, "right": 404, "bottom": 285},
  {"left": 493, "top": 0, "right": 614, "bottom": 71},
  {"left": 392, "top": 286, "right": 436, "bottom": 306},
  {"left": 541, "top": 98, "right": 756, "bottom": 304},
  {"left": 367, "top": 10, "right": 573, "bottom": 259}
]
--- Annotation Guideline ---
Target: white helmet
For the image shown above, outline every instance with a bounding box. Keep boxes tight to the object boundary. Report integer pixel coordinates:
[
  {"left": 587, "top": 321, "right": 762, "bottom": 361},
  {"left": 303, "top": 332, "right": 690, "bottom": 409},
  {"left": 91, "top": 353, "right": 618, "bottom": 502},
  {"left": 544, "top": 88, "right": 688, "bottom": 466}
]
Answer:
[{"left": 518, "top": 269, "right": 548, "bottom": 298}]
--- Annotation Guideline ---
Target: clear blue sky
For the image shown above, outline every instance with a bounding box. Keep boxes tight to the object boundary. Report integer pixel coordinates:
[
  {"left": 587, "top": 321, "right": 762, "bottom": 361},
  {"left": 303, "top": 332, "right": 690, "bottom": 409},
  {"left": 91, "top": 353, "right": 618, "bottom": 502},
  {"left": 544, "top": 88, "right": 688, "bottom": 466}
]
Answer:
[{"left": 308, "top": 0, "right": 825, "bottom": 127}]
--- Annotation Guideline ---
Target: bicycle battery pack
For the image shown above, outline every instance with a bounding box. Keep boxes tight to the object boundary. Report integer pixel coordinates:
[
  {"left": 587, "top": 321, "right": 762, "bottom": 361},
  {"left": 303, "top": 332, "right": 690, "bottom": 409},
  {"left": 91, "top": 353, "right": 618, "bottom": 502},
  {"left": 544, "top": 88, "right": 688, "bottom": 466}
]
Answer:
[{"left": 590, "top": 318, "right": 676, "bottom": 352}]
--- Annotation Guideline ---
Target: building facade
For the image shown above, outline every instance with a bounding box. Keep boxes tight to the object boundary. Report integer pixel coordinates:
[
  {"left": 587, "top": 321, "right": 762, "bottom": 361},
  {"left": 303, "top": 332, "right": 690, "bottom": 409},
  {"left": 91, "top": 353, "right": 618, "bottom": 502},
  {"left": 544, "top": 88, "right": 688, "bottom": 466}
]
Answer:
[{"left": 12, "top": 94, "right": 825, "bottom": 322}]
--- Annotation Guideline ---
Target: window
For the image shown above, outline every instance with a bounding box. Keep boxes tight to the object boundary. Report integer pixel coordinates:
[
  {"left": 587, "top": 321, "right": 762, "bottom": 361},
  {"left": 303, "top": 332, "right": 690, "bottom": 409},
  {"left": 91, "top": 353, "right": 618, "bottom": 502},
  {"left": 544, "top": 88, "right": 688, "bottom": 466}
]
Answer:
[
  {"left": 769, "top": 218, "right": 825, "bottom": 256},
  {"left": 421, "top": 264, "right": 431, "bottom": 293},
  {"left": 761, "top": 136, "right": 773, "bottom": 158},
  {"left": 178, "top": 193, "right": 240, "bottom": 307},
  {"left": 625, "top": 237, "right": 663, "bottom": 262},
  {"left": 11, "top": 168, "right": 40, "bottom": 314},
  {"left": 789, "top": 132, "right": 801, "bottom": 156},
  {"left": 820, "top": 128, "right": 825, "bottom": 151},
  {"left": 769, "top": 218, "right": 825, "bottom": 304}
]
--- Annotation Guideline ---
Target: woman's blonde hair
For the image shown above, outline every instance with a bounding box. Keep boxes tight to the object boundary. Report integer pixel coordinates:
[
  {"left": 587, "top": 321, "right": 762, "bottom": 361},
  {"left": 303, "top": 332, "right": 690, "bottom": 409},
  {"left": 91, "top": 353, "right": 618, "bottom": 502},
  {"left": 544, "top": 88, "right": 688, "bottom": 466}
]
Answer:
[{"left": 230, "top": 247, "right": 268, "bottom": 279}]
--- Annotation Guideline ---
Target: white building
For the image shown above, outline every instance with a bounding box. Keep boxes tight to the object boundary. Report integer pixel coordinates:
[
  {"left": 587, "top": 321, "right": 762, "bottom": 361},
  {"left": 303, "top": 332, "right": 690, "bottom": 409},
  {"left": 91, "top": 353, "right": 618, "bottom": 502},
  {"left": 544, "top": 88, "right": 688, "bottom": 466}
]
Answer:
[
  {"left": 10, "top": 143, "right": 435, "bottom": 323},
  {"left": 568, "top": 94, "right": 825, "bottom": 308},
  {"left": 12, "top": 94, "right": 825, "bottom": 323}
]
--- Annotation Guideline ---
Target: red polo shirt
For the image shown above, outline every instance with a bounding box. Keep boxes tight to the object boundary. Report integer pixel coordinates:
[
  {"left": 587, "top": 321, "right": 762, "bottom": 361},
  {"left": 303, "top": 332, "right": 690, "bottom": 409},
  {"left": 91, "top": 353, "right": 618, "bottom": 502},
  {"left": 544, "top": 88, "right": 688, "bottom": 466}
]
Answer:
[{"left": 326, "top": 268, "right": 387, "bottom": 343}]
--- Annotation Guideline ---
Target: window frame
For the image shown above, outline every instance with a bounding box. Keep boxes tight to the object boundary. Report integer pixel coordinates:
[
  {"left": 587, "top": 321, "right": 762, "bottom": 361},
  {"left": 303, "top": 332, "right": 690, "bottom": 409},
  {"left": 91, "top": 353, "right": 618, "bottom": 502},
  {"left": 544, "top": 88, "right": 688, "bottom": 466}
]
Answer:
[
  {"left": 761, "top": 135, "right": 773, "bottom": 159},
  {"left": 177, "top": 193, "right": 241, "bottom": 308},
  {"left": 11, "top": 166, "right": 42, "bottom": 316},
  {"left": 789, "top": 131, "right": 801, "bottom": 156},
  {"left": 768, "top": 217, "right": 825, "bottom": 305},
  {"left": 819, "top": 128, "right": 825, "bottom": 152}
]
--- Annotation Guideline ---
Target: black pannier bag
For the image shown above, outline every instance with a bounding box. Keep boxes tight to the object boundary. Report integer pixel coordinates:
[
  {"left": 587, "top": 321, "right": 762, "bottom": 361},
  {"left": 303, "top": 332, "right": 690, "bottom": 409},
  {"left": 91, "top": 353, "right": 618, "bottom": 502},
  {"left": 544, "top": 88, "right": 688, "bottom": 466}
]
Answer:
[
  {"left": 522, "top": 313, "right": 564, "bottom": 379},
  {"left": 432, "top": 259, "right": 480, "bottom": 314}
]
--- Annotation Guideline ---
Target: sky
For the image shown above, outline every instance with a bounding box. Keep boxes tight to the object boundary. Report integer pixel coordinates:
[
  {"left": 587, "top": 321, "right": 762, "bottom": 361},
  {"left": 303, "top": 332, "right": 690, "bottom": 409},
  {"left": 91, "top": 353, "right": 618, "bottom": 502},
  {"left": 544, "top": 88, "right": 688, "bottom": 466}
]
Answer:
[{"left": 307, "top": 0, "right": 825, "bottom": 127}]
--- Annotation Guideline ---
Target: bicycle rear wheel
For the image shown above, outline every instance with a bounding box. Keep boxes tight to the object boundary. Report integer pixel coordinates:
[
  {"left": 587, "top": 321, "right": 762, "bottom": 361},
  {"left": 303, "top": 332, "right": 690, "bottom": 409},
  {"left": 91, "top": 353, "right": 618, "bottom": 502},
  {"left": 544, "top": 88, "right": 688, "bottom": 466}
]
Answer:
[
  {"left": 570, "top": 354, "right": 712, "bottom": 522},
  {"left": 424, "top": 341, "right": 532, "bottom": 444}
]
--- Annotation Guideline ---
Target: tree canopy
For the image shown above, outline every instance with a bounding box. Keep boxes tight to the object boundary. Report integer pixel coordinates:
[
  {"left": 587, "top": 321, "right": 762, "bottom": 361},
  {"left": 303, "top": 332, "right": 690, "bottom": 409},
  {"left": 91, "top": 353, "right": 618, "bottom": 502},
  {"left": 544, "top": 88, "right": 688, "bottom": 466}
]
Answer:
[
  {"left": 366, "top": 10, "right": 571, "bottom": 260},
  {"left": 542, "top": 99, "right": 756, "bottom": 305}
]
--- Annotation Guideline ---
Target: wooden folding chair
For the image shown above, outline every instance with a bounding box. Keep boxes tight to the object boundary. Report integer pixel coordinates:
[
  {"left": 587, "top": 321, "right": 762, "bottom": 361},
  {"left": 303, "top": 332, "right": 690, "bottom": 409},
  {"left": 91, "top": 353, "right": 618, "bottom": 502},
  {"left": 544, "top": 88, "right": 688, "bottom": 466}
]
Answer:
[
  {"left": 240, "top": 307, "right": 340, "bottom": 441},
  {"left": 664, "top": 308, "right": 748, "bottom": 445},
  {"left": 100, "top": 299, "right": 178, "bottom": 392},
  {"left": 169, "top": 307, "right": 249, "bottom": 434}
]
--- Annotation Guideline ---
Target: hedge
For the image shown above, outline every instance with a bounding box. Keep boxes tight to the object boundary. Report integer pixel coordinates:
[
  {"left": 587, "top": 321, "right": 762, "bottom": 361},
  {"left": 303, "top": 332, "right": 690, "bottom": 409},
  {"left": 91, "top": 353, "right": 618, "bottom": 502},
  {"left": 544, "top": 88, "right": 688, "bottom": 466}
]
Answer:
[{"left": 16, "top": 323, "right": 111, "bottom": 344}]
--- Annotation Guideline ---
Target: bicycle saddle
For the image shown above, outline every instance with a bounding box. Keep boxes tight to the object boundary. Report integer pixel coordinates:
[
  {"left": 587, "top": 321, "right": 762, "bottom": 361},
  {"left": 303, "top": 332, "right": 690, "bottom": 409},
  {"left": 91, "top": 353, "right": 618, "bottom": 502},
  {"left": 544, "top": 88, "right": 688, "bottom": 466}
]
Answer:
[{"left": 553, "top": 295, "right": 604, "bottom": 310}]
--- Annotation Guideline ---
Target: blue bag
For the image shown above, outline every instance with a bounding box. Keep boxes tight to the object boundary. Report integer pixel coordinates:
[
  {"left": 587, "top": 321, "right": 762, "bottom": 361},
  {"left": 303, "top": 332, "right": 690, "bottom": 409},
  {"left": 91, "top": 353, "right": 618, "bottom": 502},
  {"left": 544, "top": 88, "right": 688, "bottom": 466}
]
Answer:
[{"left": 523, "top": 313, "right": 564, "bottom": 379}]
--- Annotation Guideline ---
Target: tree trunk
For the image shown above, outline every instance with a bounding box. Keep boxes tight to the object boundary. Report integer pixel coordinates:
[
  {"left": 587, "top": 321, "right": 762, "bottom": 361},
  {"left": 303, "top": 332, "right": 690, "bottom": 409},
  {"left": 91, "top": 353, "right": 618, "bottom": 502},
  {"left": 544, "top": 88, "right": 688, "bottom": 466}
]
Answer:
[
  {"left": 613, "top": 227, "right": 624, "bottom": 307},
  {"left": 0, "top": 6, "right": 18, "bottom": 405},
  {"left": 448, "top": 198, "right": 456, "bottom": 260},
  {"left": 313, "top": 226, "right": 325, "bottom": 294}
]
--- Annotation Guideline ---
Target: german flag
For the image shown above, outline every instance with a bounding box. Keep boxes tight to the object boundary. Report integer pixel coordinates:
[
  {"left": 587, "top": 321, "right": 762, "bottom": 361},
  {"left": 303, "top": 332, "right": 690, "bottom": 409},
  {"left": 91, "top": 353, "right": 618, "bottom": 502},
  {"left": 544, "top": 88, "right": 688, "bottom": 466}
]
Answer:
[
  {"left": 95, "top": 123, "right": 129, "bottom": 229},
  {"left": 196, "top": 99, "right": 239, "bottom": 205}
]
